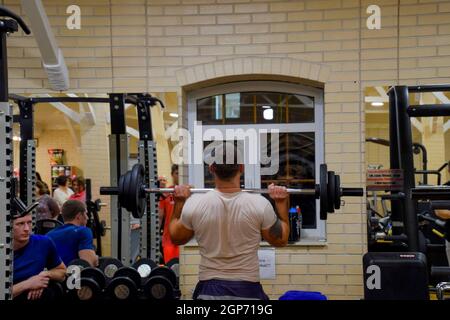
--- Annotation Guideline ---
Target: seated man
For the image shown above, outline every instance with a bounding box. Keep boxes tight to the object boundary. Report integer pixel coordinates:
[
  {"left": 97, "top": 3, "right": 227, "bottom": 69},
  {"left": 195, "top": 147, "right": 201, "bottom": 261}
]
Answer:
[
  {"left": 13, "top": 213, "right": 66, "bottom": 300},
  {"left": 47, "top": 200, "right": 98, "bottom": 267}
]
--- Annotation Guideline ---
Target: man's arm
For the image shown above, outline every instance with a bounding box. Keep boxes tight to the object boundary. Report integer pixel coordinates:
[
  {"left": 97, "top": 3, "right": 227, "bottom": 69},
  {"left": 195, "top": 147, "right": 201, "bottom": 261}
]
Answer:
[
  {"left": 78, "top": 228, "right": 98, "bottom": 267},
  {"left": 12, "top": 273, "right": 51, "bottom": 298},
  {"left": 436, "top": 210, "right": 450, "bottom": 220},
  {"left": 261, "top": 185, "right": 290, "bottom": 247},
  {"left": 169, "top": 200, "right": 194, "bottom": 245},
  {"left": 169, "top": 186, "right": 194, "bottom": 246},
  {"left": 44, "top": 262, "right": 66, "bottom": 282},
  {"left": 12, "top": 280, "right": 35, "bottom": 298},
  {"left": 79, "top": 249, "right": 99, "bottom": 267}
]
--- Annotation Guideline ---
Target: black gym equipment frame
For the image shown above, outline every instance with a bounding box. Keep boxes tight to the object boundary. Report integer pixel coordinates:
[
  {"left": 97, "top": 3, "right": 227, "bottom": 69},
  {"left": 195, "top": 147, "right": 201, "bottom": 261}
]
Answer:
[
  {"left": 0, "top": 4, "right": 31, "bottom": 301},
  {"left": 9, "top": 93, "right": 164, "bottom": 266},
  {"left": 366, "top": 137, "right": 430, "bottom": 185},
  {"left": 388, "top": 85, "right": 450, "bottom": 253}
]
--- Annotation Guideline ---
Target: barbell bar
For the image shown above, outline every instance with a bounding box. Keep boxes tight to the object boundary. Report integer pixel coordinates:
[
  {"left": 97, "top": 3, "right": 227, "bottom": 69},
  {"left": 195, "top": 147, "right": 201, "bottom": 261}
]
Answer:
[
  {"left": 100, "top": 163, "right": 364, "bottom": 220},
  {"left": 146, "top": 187, "right": 317, "bottom": 195}
]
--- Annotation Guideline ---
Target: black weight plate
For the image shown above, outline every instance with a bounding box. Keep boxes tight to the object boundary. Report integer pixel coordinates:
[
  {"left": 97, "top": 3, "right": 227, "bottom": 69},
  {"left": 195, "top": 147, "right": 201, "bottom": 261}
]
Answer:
[
  {"left": 128, "top": 166, "right": 138, "bottom": 217},
  {"left": 114, "top": 267, "right": 141, "bottom": 287},
  {"left": 76, "top": 278, "right": 102, "bottom": 301},
  {"left": 132, "top": 258, "right": 157, "bottom": 278},
  {"left": 99, "top": 257, "right": 123, "bottom": 279},
  {"left": 150, "top": 266, "right": 177, "bottom": 288},
  {"left": 166, "top": 258, "right": 179, "bottom": 278},
  {"left": 67, "top": 258, "right": 90, "bottom": 269},
  {"left": 130, "top": 164, "right": 145, "bottom": 218},
  {"left": 122, "top": 170, "right": 133, "bottom": 213},
  {"left": 327, "top": 171, "right": 335, "bottom": 213},
  {"left": 81, "top": 267, "right": 106, "bottom": 289},
  {"left": 47, "top": 281, "right": 65, "bottom": 300},
  {"left": 136, "top": 165, "right": 146, "bottom": 219},
  {"left": 334, "top": 175, "right": 341, "bottom": 210},
  {"left": 319, "top": 164, "right": 328, "bottom": 220},
  {"left": 143, "top": 276, "right": 174, "bottom": 300},
  {"left": 118, "top": 171, "right": 125, "bottom": 209},
  {"left": 106, "top": 277, "right": 138, "bottom": 300}
]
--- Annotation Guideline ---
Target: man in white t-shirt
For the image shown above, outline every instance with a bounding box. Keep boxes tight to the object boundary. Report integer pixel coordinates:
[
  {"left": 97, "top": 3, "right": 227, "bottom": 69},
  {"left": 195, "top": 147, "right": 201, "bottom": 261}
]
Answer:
[
  {"left": 53, "top": 175, "right": 74, "bottom": 208},
  {"left": 169, "top": 142, "right": 289, "bottom": 300}
]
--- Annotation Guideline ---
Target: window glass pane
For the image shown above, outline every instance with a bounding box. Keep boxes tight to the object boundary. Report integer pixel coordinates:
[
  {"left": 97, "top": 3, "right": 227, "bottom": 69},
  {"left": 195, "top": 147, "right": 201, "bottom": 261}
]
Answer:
[
  {"left": 223, "top": 92, "right": 254, "bottom": 124},
  {"left": 261, "top": 132, "right": 316, "bottom": 228},
  {"left": 197, "top": 95, "right": 223, "bottom": 125},
  {"left": 255, "top": 92, "right": 285, "bottom": 124},
  {"left": 197, "top": 91, "right": 316, "bottom": 124},
  {"left": 288, "top": 94, "right": 315, "bottom": 123}
]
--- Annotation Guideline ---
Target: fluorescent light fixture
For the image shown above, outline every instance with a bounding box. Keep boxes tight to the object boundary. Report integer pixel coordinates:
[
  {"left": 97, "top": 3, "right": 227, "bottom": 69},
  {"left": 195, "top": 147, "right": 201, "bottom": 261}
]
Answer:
[
  {"left": 261, "top": 105, "right": 271, "bottom": 109},
  {"left": 13, "top": 136, "right": 21, "bottom": 141},
  {"left": 263, "top": 108, "right": 273, "bottom": 120},
  {"left": 169, "top": 113, "right": 179, "bottom": 118},
  {"left": 371, "top": 102, "right": 384, "bottom": 107}
]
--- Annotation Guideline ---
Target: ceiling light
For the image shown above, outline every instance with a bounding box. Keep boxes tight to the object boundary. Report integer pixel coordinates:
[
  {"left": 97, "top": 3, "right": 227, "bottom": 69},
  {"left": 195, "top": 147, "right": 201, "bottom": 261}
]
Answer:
[
  {"left": 263, "top": 108, "right": 273, "bottom": 120},
  {"left": 371, "top": 102, "right": 384, "bottom": 107},
  {"left": 169, "top": 113, "right": 179, "bottom": 118},
  {"left": 261, "top": 105, "right": 271, "bottom": 109},
  {"left": 13, "top": 136, "right": 21, "bottom": 141}
]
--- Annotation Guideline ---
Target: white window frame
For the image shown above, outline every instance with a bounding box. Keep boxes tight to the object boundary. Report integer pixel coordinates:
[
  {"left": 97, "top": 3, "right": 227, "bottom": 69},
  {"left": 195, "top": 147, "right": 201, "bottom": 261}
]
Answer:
[{"left": 186, "top": 81, "right": 325, "bottom": 243}]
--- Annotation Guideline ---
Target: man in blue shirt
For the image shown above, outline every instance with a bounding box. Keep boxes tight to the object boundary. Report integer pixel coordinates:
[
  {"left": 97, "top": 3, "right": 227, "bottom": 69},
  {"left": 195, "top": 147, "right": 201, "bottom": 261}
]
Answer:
[
  {"left": 47, "top": 200, "right": 98, "bottom": 267},
  {"left": 13, "top": 213, "right": 66, "bottom": 300}
]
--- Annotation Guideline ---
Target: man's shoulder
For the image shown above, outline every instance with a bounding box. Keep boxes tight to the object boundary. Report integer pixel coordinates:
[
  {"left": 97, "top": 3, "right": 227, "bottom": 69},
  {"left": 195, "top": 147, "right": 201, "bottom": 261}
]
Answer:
[
  {"left": 30, "top": 234, "right": 47, "bottom": 242},
  {"left": 29, "top": 234, "right": 55, "bottom": 249}
]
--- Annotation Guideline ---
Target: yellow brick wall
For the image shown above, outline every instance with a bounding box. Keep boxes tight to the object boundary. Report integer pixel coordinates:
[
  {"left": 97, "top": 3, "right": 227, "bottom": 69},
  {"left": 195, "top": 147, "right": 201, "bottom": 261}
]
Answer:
[{"left": 4, "top": 0, "right": 450, "bottom": 300}]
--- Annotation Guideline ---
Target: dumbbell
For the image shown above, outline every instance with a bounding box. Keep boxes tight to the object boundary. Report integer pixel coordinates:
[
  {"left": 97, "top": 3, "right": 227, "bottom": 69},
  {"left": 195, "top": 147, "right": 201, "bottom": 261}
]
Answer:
[
  {"left": 69, "top": 267, "right": 106, "bottom": 301},
  {"left": 106, "top": 267, "right": 141, "bottom": 300},
  {"left": 132, "top": 258, "right": 158, "bottom": 279},
  {"left": 143, "top": 266, "right": 178, "bottom": 300},
  {"left": 67, "top": 258, "right": 91, "bottom": 270},
  {"left": 98, "top": 257, "right": 123, "bottom": 280},
  {"left": 166, "top": 258, "right": 180, "bottom": 287}
]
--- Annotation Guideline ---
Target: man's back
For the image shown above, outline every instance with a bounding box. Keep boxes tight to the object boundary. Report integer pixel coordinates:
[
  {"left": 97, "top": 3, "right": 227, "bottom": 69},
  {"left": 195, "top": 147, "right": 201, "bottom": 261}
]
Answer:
[
  {"left": 181, "top": 190, "right": 276, "bottom": 282},
  {"left": 47, "top": 224, "right": 94, "bottom": 266}
]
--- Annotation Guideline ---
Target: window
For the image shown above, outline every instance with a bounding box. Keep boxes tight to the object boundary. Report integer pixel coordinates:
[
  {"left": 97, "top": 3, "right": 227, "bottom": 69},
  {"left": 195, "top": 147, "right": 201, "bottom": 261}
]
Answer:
[
  {"left": 196, "top": 92, "right": 314, "bottom": 125},
  {"left": 187, "top": 81, "right": 325, "bottom": 242}
]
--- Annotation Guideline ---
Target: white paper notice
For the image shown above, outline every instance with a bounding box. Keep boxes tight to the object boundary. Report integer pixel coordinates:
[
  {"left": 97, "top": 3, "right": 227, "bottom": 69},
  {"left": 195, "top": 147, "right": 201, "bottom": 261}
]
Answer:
[{"left": 258, "top": 248, "right": 276, "bottom": 279}]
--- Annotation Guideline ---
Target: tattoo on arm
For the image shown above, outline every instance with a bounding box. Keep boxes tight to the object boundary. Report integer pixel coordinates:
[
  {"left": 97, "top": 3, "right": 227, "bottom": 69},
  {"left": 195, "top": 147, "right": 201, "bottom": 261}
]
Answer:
[{"left": 269, "top": 218, "right": 283, "bottom": 239}]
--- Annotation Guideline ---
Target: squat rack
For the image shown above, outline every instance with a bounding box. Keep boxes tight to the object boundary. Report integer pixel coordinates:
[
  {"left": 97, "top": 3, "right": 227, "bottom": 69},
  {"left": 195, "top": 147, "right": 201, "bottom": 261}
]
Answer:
[
  {"left": 9, "top": 93, "right": 163, "bottom": 266},
  {"left": 388, "top": 85, "right": 450, "bottom": 252},
  {"left": 0, "top": 5, "right": 30, "bottom": 300}
]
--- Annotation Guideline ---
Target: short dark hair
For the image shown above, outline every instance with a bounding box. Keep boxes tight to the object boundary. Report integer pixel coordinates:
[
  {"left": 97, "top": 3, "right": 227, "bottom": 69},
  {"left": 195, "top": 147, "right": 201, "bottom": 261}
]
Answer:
[
  {"left": 72, "top": 176, "right": 85, "bottom": 189},
  {"left": 61, "top": 200, "right": 86, "bottom": 221},
  {"left": 209, "top": 142, "right": 241, "bottom": 181},
  {"left": 171, "top": 164, "right": 178, "bottom": 174},
  {"left": 56, "top": 175, "right": 68, "bottom": 187},
  {"left": 36, "top": 180, "right": 49, "bottom": 196}
]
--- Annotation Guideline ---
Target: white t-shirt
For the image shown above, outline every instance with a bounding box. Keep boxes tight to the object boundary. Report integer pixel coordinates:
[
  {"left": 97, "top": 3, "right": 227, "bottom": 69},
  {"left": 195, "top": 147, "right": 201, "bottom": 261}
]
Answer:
[
  {"left": 181, "top": 190, "right": 277, "bottom": 282},
  {"left": 53, "top": 187, "right": 74, "bottom": 207}
]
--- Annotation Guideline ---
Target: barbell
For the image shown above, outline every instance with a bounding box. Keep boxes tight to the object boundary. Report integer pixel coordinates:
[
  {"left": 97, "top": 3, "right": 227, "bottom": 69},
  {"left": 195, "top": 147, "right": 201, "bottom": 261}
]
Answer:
[{"left": 100, "top": 163, "right": 364, "bottom": 220}]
